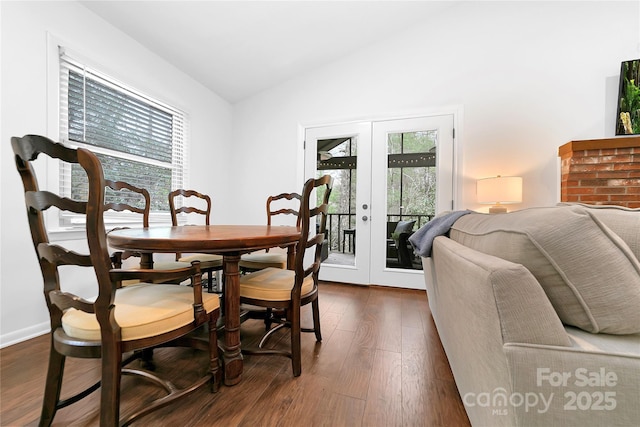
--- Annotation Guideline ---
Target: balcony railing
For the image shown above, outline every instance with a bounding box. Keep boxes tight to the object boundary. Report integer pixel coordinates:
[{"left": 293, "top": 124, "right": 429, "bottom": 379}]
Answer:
[{"left": 326, "top": 213, "right": 434, "bottom": 253}]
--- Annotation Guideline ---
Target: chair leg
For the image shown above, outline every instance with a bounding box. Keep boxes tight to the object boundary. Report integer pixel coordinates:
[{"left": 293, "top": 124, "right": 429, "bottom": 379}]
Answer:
[
  {"left": 311, "top": 298, "right": 322, "bottom": 342},
  {"left": 264, "top": 308, "right": 286, "bottom": 332},
  {"left": 215, "top": 270, "right": 223, "bottom": 293},
  {"left": 39, "top": 344, "right": 65, "bottom": 427},
  {"left": 100, "top": 341, "right": 123, "bottom": 426},
  {"left": 207, "top": 270, "right": 213, "bottom": 293},
  {"left": 264, "top": 308, "right": 273, "bottom": 331},
  {"left": 209, "top": 310, "right": 221, "bottom": 393},
  {"left": 290, "top": 305, "right": 302, "bottom": 377}
]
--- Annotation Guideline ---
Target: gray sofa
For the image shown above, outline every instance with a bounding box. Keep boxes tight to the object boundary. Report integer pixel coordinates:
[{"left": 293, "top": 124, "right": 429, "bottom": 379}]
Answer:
[{"left": 422, "top": 204, "right": 640, "bottom": 427}]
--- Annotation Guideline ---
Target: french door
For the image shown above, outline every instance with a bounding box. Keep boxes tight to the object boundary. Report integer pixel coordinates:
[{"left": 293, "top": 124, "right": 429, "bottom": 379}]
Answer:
[
  {"left": 304, "top": 114, "right": 455, "bottom": 289},
  {"left": 305, "top": 122, "right": 372, "bottom": 285}
]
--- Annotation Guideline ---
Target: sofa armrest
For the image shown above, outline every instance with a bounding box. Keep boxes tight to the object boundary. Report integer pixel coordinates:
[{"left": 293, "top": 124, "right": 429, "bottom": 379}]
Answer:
[
  {"left": 429, "top": 236, "right": 572, "bottom": 427},
  {"left": 432, "top": 236, "right": 570, "bottom": 347}
]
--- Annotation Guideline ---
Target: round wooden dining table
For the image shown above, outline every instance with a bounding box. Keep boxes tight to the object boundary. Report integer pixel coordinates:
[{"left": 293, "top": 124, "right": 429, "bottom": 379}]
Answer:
[{"left": 107, "top": 224, "right": 301, "bottom": 386}]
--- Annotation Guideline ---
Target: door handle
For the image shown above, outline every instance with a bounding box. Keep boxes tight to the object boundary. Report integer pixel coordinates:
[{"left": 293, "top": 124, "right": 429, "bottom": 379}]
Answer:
[{"left": 362, "top": 216, "right": 368, "bottom": 222}]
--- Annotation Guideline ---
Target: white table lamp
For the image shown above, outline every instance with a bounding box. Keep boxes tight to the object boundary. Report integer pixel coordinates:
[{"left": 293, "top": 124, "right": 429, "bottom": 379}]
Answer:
[{"left": 477, "top": 176, "right": 523, "bottom": 213}]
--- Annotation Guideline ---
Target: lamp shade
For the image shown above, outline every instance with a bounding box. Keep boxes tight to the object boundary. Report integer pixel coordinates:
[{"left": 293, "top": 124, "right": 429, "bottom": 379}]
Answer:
[{"left": 477, "top": 176, "right": 522, "bottom": 213}]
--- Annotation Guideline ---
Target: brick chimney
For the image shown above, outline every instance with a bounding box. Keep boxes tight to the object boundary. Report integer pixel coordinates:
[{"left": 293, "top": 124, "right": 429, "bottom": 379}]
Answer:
[{"left": 559, "top": 137, "right": 640, "bottom": 208}]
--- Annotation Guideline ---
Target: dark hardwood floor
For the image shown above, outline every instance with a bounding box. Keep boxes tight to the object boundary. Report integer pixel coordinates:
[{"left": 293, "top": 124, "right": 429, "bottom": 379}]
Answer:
[{"left": 0, "top": 282, "right": 470, "bottom": 426}]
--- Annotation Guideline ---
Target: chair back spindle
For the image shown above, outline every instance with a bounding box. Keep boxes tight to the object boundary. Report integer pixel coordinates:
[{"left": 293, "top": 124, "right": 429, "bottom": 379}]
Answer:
[
  {"left": 168, "top": 189, "right": 212, "bottom": 226},
  {"left": 267, "top": 192, "right": 302, "bottom": 226},
  {"left": 168, "top": 189, "right": 223, "bottom": 292}
]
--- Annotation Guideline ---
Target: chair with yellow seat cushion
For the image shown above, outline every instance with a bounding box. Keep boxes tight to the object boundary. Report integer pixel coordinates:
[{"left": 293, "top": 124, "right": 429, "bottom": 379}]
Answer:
[
  {"left": 239, "top": 192, "right": 301, "bottom": 328},
  {"left": 239, "top": 175, "right": 333, "bottom": 377},
  {"left": 105, "top": 179, "right": 191, "bottom": 286},
  {"left": 61, "top": 282, "right": 220, "bottom": 341},
  {"left": 12, "top": 134, "right": 220, "bottom": 427},
  {"left": 239, "top": 192, "right": 301, "bottom": 273},
  {"left": 168, "top": 189, "right": 224, "bottom": 292}
]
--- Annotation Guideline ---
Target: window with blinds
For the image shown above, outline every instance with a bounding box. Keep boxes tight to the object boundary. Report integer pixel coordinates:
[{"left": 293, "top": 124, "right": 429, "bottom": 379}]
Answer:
[{"left": 58, "top": 49, "right": 187, "bottom": 226}]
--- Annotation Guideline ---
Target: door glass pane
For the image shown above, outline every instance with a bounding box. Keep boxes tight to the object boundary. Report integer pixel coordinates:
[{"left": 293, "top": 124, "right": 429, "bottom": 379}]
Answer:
[
  {"left": 317, "top": 137, "right": 357, "bottom": 266},
  {"left": 385, "top": 130, "right": 437, "bottom": 270}
]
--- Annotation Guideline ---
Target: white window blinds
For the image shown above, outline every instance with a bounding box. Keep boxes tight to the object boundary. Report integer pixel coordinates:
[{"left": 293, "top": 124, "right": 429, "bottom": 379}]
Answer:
[{"left": 58, "top": 48, "right": 187, "bottom": 218}]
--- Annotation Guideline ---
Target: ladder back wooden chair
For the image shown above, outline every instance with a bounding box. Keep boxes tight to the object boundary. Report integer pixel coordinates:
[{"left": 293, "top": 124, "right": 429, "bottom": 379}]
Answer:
[
  {"left": 238, "top": 175, "right": 333, "bottom": 376},
  {"left": 12, "top": 135, "right": 220, "bottom": 427},
  {"left": 239, "top": 192, "right": 302, "bottom": 273},
  {"left": 239, "top": 192, "right": 302, "bottom": 329},
  {"left": 105, "top": 179, "right": 191, "bottom": 285},
  {"left": 168, "top": 189, "right": 223, "bottom": 293}
]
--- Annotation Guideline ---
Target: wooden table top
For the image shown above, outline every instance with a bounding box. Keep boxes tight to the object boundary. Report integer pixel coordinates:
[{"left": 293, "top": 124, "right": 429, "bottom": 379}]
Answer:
[{"left": 107, "top": 224, "right": 301, "bottom": 254}]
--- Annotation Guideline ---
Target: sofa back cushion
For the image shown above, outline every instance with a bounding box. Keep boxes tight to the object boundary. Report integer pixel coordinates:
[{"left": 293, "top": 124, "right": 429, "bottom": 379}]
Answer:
[
  {"left": 450, "top": 205, "right": 640, "bottom": 334},
  {"left": 559, "top": 203, "right": 640, "bottom": 262}
]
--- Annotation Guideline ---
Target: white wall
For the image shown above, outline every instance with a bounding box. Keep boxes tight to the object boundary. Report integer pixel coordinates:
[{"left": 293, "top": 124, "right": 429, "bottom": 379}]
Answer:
[
  {"left": 0, "top": 1, "right": 232, "bottom": 346},
  {"left": 231, "top": 1, "right": 639, "bottom": 223}
]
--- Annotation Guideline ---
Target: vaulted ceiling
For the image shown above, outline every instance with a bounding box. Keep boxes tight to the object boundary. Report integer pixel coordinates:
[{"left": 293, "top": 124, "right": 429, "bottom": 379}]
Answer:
[{"left": 80, "top": 1, "right": 457, "bottom": 103}]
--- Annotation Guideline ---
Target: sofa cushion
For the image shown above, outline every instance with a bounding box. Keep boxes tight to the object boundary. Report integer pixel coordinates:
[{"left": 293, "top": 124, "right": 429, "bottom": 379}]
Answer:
[
  {"left": 392, "top": 220, "right": 415, "bottom": 238},
  {"left": 450, "top": 205, "right": 640, "bottom": 334}
]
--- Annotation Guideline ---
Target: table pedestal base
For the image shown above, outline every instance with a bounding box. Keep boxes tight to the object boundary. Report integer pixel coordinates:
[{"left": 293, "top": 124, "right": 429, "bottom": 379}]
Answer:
[{"left": 222, "top": 253, "right": 243, "bottom": 385}]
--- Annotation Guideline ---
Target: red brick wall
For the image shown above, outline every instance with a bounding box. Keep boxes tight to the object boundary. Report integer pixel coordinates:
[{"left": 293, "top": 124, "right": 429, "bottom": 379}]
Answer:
[{"left": 559, "top": 137, "right": 640, "bottom": 208}]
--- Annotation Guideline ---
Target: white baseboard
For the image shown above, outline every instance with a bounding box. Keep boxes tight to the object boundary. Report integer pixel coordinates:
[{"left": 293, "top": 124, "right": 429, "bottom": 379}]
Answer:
[{"left": 0, "top": 322, "right": 49, "bottom": 349}]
